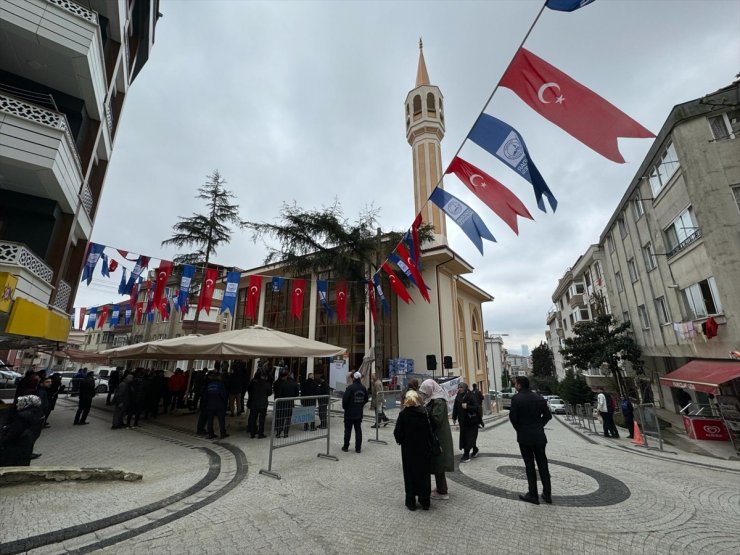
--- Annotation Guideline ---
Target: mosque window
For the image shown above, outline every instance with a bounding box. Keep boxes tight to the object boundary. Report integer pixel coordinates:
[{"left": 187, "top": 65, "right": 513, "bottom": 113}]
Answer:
[
  {"left": 413, "top": 95, "right": 422, "bottom": 116},
  {"left": 427, "top": 93, "right": 436, "bottom": 114}
]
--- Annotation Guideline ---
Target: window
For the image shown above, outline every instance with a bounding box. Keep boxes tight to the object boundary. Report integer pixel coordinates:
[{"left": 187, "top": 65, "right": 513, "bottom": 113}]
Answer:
[
  {"left": 622, "top": 311, "right": 630, "bottom": 324},
  {"left": 578, "top": 307, "right": 590, "bottom": 321},
  {"left": 681, "top": 277, "right": 723, "bottom": 319},
  {"left": 615, "top": 271, "right": 624, "bottom": 293},
  {"left": 638, "top": 305, "right": 650, "bottom": 329},
  {"left": 664, "top": 206, "right": 698, "bottom": 251},
  {"left": 642, "top": 242, "right": 657, "bottom": 271},
  {"left": 648, "top": 142, "right": 680, "bottom": 196},
  {"left": 607, "top": 234, "right": 615, "bottom": 253},
  {"left": 594, "top": 261, "right": 603, "bottom": 285},
  {"left": 627, "top": 258, "right": 639, "bottom": 283},
  {"left": 412, "top": 95, "right": 422, "bottom": 115},
  {"left": 708, "top": 109, "right": 739, "bottom": 140},
  {"left": 426, "top": 93, "right": 436, "bottom": 114},
  {"left": 569, "top": 313, "right": 575, "bottom": 326},
  {"left": 617, "top": 216, "right": 628, "bottom": 239},
  {"left": 632, "top": 196, "right": 645, "bottom": 221},
  {"left": 654, "top": 296, "right": 670, "bottom": 325}
]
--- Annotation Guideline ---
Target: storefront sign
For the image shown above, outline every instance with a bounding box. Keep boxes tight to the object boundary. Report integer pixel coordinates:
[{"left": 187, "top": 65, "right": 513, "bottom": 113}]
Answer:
[{"left": 682, "top": 416, "right": 730, "bottom": 441}]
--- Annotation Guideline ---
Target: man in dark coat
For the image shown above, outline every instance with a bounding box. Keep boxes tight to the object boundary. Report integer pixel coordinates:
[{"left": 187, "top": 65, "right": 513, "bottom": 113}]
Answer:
[
  {"left": 246, "top": 369, "right": 271, "bottom": 438},
  {"left": 341, "top": 371, "right": 368, "bottom": 453},
  {"left": 111, "top": 374, "right": 132, "bottom": 429},
  {"left": 316, "top": 375, "right": 330, "bottom": 429},
  {"left": 509, "top": 375, "right": 552, "bottom": 505},
  {"left": 73, "top": 371, "right": 96, "bottom": 425},
  {"left": 300, "top": 374, "right": 319, "bottom": 431},
  {"left": 205, "top": 373, "right": 229, "bottom": 439},
  {"left": 273, "top": 370, "right": 299, "bottom": 438},
  {"left": 106, "top": 369, "right": 120, "bottom": 405},
  {"left": 126, "top": 370, "right": 146, "bottom": 428},
  {"left": 393, "top": 390, "right": 432, "bottom": 511}
]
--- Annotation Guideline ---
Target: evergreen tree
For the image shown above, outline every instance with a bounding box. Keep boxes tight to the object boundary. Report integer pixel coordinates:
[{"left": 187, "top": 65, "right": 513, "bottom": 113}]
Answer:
[
  {"left": 531, "top": 342, "right": 556, "bottom": 377},
  {"left": 558, "top": 368, "right": 595, "bottom": 406}
]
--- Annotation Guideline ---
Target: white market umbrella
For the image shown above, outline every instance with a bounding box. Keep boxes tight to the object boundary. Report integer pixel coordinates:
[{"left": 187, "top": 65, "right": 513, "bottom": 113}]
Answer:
[{"left": 99, "top": 334, "right": 201, "bottom": 360}]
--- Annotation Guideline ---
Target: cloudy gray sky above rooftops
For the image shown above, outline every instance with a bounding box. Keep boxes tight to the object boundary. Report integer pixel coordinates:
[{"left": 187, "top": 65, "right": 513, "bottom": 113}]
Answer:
[{"left": 75, "top": 0, "right": 740, "bottom": 354}]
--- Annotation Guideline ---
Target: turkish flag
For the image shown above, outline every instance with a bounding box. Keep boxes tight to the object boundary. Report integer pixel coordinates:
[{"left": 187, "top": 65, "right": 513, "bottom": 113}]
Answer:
[
  {"left": 108, "top": 259, "right": 118, "bottom": 273},
  {"left": 501, "top": 48, "right": 654, "bottom": 163},
  {"left": 446, "top": 157, "right": 533, "bottom": 234},
  {"left": 153, "top": 261, "right": 173, "bottom": 314},
  {"left": 367, "top": 281, "right": 377, "bottom": 323},
  {"left": 97, "top": 306, "right": 109, "bottom": 329},
  {"left": 78, "top": 307, "right": 86, "bottom": 331},
  {"left": 159, "top": 296, "right": 170, "bottom": 319},
  {"left": 144, "top": 280, "right": 153, "bottom": 314},
  {"left": 135, "top": 302, "right": 144, "bottom": 324},
  {"left": 382, "top": 263, "right": 413, "bottom": 304},
  {"left": 197, "top": 267, "right": 218, "bottom": 315},
  {"left": 336, "top": 281, "right": 349, "bottom": 323},
  {"left": 396, "top": 243, "right": 430, "bottom": 303},
  {"left": 130, "top": 281, "right": 139, "bottom": 309},
  {"left": 291, "top": 278, "right": 306, "bottom": 320},
  {"left": 245, "top": 275, "right": 262, "bottom": 321}
]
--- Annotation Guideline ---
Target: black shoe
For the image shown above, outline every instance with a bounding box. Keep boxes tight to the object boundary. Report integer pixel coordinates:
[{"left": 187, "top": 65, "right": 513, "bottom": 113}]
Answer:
[
  {"left": 30, "top": 453, "right": 42, "bottom": 460},
  {"left": 405, "top": 504, "right": 417, "bottom": 511},
  {"left": 355, "top": 448, "right": 361, "bottom": 453},
  {"left": 73, "top": 422, "right": 79, "bottom": 426},
  {"left": 383, "top": 420, "right": 389, "bottom": 427},
  {"left": 341, "top": 446, "right": 349, "bottom": 452},
  {"left": 627, "top": 435, "right": 634, "bottom": 439},
  {"left": 471, "top": 447, "right": 479, "bottom": 458},
  {"left": 421, "top": 504, "right": 430, "bottom": 511},
  {"left": 541, "top": 493, "right": 553, "bottom": 504},
  {"left": 519, "top": 493, "right": 540, "bottom": 505},
  {"left": 196, "top": 430, "right": 207, "bottom": 435},
  {"left": 460, "top": 456, "right": 471, "bottom": 464}
]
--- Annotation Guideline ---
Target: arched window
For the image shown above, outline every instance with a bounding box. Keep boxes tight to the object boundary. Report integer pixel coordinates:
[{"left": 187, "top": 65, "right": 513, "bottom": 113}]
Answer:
[
  {"left": 427, "top": 93, "right": 436, "bottom": 114},
  {"left": 471, "top": 310, "right": 479, "bottom": 333},
  {"left": 413, "top": 95, "right": 422, "bottom": 115}
]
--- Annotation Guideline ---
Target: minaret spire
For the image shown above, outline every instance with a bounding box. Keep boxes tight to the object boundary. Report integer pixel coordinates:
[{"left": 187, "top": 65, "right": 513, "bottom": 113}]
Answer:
[{"left": 416, "top": 37, "right": 430, "bottom": 87}]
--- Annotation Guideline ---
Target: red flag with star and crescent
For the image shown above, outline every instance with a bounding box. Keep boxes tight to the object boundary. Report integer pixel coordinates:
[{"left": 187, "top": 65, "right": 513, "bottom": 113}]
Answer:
[
  {"left": 152, "top": 260, "right": 173, "bottom": 314},
  {"left": 135, "top": 302, "right": 144, "bottom": 324},
  {"left": 382, "top": 262, "right": 413, "bottom": 304},
  {"left": 336, "top": 281, "right": 349, "bottom": 323},
  {"left": 97, "top": 306, "right": 109, "bottom": 329},
  {"left": 395, "top": 243, "right": 430, "bottom": 303},
  {"left": 197, "top": 267, "right": 218, "bottom": 315},
  {"left": 367, "top": 280, "right": 377, "bottom": 323},
  {"left": 78, "top": 307, "right": 86, "bottom": 330},
  {"left": 446, "top": 157, "right": 533, "bottom": 234},
  {"left": 500, "top": 48, "right": 654, "bottom": 163},
  {"left": 245, "top": 275, "right": 262, "bottom": 321},
  {"left": 291, "top": 278, "right": 306, "bottom": 320}
]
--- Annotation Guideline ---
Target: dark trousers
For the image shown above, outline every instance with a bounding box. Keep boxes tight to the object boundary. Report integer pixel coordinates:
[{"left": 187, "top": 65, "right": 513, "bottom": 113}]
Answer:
[
  {"left": 600, "top": 411, "right": 619, "bottom": 437},
  {"left": 343, "top": 419, "right": 362, "bottom": 450},
  {"left": 624, "top": 415, "right": 635, "bottom": 437},
  {"left": 248, "top": 408, "right": 267, "bottom": 436},
  {"left": 74, "top": 398, "right": 92, "bottom": 424},
  {"left": 207, "top": 409, "right": 227, "bottom": 437},
  {"left": 162, "top": 390, "right": 172, "bottom": 413},
  {"left": 106, "top": 389, "right": 115, "bottom": 405},
  {"left": 318, "top": 404, "right": 328, "bottom": 428},
  {"left": 460, "top": 425, "right": 479, "bottom": 457},
  {"left": 434, "top": 472, "right": 448, "bottom": 495},
  {"left": 126, "top": 404, "right": 142, "bottom": 427},
  {"left": 275, "top": 405, "right": 293, "bottom": 436},
  {"left": 519, "top": 443, "right": 551, "bottom": 497},
  {"left": 112, "top": 404, "right": 126, "bottom": 428},
  {"left": 170, "top": 392, "right": 184, "bottom": 411}
]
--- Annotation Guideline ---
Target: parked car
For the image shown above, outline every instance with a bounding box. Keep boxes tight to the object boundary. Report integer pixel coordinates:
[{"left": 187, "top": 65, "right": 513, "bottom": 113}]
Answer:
[
  {"left": 60, "top": 372, "right": 108, "bottom": 395},
  {"left": 501, "top": 391, "right": 515, "bottom": 409},
  {"left": 0, "top": 369, "right": 22, "bottom": 386},
  {"left": 547, "top": 397, "right": 566, "bottom": 414}
]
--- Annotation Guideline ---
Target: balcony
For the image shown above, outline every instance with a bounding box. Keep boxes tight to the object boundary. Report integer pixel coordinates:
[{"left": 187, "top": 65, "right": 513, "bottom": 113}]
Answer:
[
  {"left": 546, "top": 308, "right": 560, "bottom": 325},
  {"left": 0, "top": 0, "right": 108, "bottom": 121},
  {"left": 0, "top": 240, "right": 54, "bottom": 307},
  {"left": 667, "top": 228, "right": 702, "bottom": 259},
  {"left": 568, "top": 293, "right": 585, "bottom": 308}
]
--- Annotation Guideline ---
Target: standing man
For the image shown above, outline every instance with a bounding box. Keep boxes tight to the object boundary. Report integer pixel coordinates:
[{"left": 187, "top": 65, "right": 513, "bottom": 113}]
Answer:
[
  {"left": 370, "top": 373, "right": 389, "bottom": 428},
  {"left": 106, "top": 369, "right": 120, "bottom": 406},
  {"left": 246, "top": 368, "right": 271, "bottom": 438},
  {"left": 273, "top": 369, "right": 299, "bottom": 438},
  {"left": 509, "top": 376, "right": 552, "bottom": 505},
  {"left": 300, "top": 373, "right": 319, "bottom": 431},
  {"left": 205, "top": 372, "right": 229, "bottom": 440},
  {"left": 341, "top": 371, "right": 368, "bottom": 453},
  {"left": 316, "top": 374, "right": 330, "bottom": 429},
  {"left": 73, "top": 371, "right": 96, "bottom": 425},
  {"left": 620, "top": 394, "right": 635, "bottom": 439},
  {"left": 596, "top": 387, "right": 619, "bottom": 438}
]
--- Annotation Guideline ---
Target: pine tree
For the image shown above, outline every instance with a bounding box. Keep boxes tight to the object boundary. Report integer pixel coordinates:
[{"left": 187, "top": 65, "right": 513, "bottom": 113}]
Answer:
[
  {"left": 531, "top": 342, "right": 556, "bottom": 377},
  {"left": 558, "top": 368, "right": 594, "bottom": 406}
]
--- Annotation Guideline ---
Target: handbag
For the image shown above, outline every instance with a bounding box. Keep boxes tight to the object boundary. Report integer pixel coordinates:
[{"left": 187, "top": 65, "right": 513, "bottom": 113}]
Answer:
[{"left": 425, "top": 410, "right": 443, "bottom": 456}]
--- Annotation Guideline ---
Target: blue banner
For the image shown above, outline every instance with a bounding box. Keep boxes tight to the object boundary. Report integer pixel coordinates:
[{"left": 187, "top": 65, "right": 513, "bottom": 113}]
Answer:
[
  {"left": 85, "top": 307, "right": 97, "bottom": 329},
  {"left": 220, "top": 271, "right": 241, "bottom": 314},
  {"left": 429, "top": 188, "right": 496, "bottom": 254},
  {"left": 177, "top": 264, "right": 195, "bottom": 312},
  {"left": 80, "top": 243, "right": 105, "bottom": 285},
  {"left": 110, "top": 305, "right": 120, "bottom": 326},
  {"left": 317, "top": 279, "right": 334, "bottom": 319}
]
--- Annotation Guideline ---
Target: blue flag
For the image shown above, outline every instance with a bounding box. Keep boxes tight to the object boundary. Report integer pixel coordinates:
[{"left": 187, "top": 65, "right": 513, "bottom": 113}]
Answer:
[
  {"left": 124, "top": 303, "right": 132, "bottom": 325},
  {"left": 429, "top": 188, "right": 496, "bottom": 254},
  {"left": 219, "top": 271, "right": 241, "bottom": 315},
  {"left": 271, "top": 276, "right": 284, "bottom": 292},
  {"left": 81, "top": 243, "right": 105, "bottom": 285},
  {"left": 317, "top": 280, "right": 334, "bottom": 319},
  {"left": 110, "top": 305, "right": 120, "bottom": 326},
  {"left": 118, "top": 268, "right": 127, "bottom": 295},
  {"left": 86, "top": 307, "right": 97, "bottom": 329},
  {"left": 546, "top": 0, "right": 595, "bottom": 12},
  {"left": 468, "top": 113, "right": 557, "bottom": 213},
  {"left": 388, "top": 253, "right": 418, "bottom": 287},
  {"left": 101, "top": 254, "right": 110, "bottom": 278},
  {"left": 372, "top": 274, "right": 390, "bottom": 315},
  {"left": 177, "top": 264, "right": 195, "bottom": 313},
  {"left": 123, "top": 256, "right": 149, "bottom": 294}
]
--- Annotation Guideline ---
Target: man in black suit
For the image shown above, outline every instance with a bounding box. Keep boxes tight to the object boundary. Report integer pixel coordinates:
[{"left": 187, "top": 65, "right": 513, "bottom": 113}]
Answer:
[{"left": 509, "top": 376, "right": 552, "bottom": 505}]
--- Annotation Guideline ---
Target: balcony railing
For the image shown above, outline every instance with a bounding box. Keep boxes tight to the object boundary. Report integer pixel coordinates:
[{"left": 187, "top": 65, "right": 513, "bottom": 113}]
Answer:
[
  {"left": 80, "top": 182, "right": 94, "bottom": 216},
  {"left": 48, "top": 0, "right": 98, "bottom": 24},
  {"left": 0, "top": 241, "right": 54, "bottom": 284},
  {"left": 53, "top": 279, "right": 72, "bottom": 311},
  {"left": 667, "top": 229, "right": 702, "bottom": 259},
  {"left": 546, "top": 309, "right": 560, "bottom": 324}
]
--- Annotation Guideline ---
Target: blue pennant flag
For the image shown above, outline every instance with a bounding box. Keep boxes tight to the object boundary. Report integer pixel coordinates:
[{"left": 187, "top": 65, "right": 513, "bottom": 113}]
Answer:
[
  {"left": 118, "top": 268, "right": 127, "bottom": 295},
  {"left": 101, "top": 254, "right": 110, "bottom": 278},
  {"left": 468, "top": 113, "right": 557, "bottom": 213},
  {"left": 317, "top": 280, "right": 334, "bottom": 319},
  {"left": 124, "top": 303, "right": 132, "bottom": 325},
  {"left": 110, "top": 305, "right": 120, "bottom": 326},
  {"left": 81, "top": 243, "right": 105, "bottom": 285},
  {"left": 429, "top": 188, "right": 496, "bottom": 254},
  {"left": 85, "top": 307, "right": 97, "bottom": 329},
  {"left": 388, "top": 253, "right": 418, "bottom": 287},
  {"left": 123, "top": 256, "right": 149, "bottom": 294},
  {"left": 176, "top": 264, "right": 195, "bottom": 313},
  {"left": 147, "top": 310, "right": 154, "bottom": 323},
  {"left": 220, "top": 271, "right": 241, "bottom": 315},
  {"left": 372, "top": 274, "right": 390, "bottom": 315},
  {"left": 546, "top": 0, "right": 595, "bottom": 12},
  {"left": 271, "top": 276, "right": 284, "bottom": 292}
]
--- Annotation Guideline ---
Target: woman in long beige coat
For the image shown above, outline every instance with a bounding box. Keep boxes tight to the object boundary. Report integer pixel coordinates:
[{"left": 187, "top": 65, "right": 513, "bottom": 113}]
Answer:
[
  {"left": 419, "top": 379, "right": 455, "bottom": 500},
  {"left": 370, "top": 374, "right": 389, "bottom": 427}
]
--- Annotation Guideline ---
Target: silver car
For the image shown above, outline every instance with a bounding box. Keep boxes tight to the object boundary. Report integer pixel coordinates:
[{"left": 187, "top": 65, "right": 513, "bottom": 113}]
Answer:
[{"left": 547, "top": 397, "right": 566, "bottom": 414}]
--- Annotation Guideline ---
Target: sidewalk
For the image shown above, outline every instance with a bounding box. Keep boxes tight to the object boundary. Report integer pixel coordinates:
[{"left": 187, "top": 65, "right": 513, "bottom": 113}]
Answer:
[{"left": 654, "top": 407, "right": 739, "bottom": 460}]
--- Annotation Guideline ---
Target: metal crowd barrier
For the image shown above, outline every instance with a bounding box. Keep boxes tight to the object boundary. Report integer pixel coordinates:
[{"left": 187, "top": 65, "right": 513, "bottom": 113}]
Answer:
[
  {"left": 575, "top": 404, "right": 585, "bottom": 428},
  {"left": 259, "top": 394, "right": 338, "bottom": 480},
  {"left": 635, "top": 402, "right": 665, "bottom": 451},
  {"left": 564, "top": 403, "right": 574, "bottom": 423},
  {"left": 583, "top": 402, "right": 599, "bottom": 435},
  {"left": 369, "top": 390, "right": 402, "bottom": 445}
]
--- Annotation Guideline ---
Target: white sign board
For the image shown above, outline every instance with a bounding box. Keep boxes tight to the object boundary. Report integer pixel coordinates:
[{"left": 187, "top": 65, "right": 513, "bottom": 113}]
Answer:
[
  {"left": 440, "top": 377, "right": 462, "bottom": 413},
  {"left": 329, "top": 360, "right": 348, "bottom": 390}
]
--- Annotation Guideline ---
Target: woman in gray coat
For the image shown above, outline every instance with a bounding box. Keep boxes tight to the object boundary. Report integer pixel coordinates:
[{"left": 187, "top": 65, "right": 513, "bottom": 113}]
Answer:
[{"left": 419, "top": 379, "right": 454, "bottom": 500}]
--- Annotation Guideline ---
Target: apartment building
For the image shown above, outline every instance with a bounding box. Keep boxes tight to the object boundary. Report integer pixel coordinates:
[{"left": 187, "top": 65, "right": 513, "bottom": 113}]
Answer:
[
  {"left": 547, "top": 80, "right": 740, "bottom": 410},
  {"left": 0, "top": 0, "right": 159, "bottom": 352}
]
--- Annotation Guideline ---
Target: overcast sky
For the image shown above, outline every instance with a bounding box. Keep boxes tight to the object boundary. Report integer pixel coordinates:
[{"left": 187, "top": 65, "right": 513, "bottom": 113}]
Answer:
[{"left": 74, "top": 0, "right": 739, "bottom": 354}]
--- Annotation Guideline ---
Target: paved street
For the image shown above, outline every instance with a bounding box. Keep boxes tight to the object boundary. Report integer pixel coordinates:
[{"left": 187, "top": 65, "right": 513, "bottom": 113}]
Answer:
[{"left": 2, "top": 397, "right": 739, "bottom": 555}]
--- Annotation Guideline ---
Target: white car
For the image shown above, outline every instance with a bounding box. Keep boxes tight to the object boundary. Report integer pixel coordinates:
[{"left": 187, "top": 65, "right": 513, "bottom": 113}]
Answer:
[
  {"left": 0, "top": 369, "right": 22, "bottom": 385},
  {"left": 547, "top": 397, "right": 566, "bottom": 414}
]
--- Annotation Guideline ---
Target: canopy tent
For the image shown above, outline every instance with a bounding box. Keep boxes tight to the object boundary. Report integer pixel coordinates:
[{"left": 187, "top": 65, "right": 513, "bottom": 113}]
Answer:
[
  {"left": 659, "top": 360, "right": 740, "bottom": 394},
  {"left": 99, "top": 326, "right": 345, "bottom": 361}
]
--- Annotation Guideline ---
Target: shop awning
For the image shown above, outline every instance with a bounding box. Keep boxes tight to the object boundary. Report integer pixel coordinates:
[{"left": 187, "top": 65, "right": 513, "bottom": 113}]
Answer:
[{"left": 659, "top": 360, "right": 740, "bottom": 394}]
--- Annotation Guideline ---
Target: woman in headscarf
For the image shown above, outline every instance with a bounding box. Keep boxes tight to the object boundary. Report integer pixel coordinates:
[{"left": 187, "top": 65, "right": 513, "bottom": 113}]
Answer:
[
  {"left": 393, "top": 390, "right": 432, "bottom": 511},
  {"left": 418, "top": 379, "right": 454, "bottom": 500},
  {"left": 0, "top": 395, "right": 44, "bottom": 466},
  {"left": 452, "top": 382, "right": 480, "bottom": 463}
]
